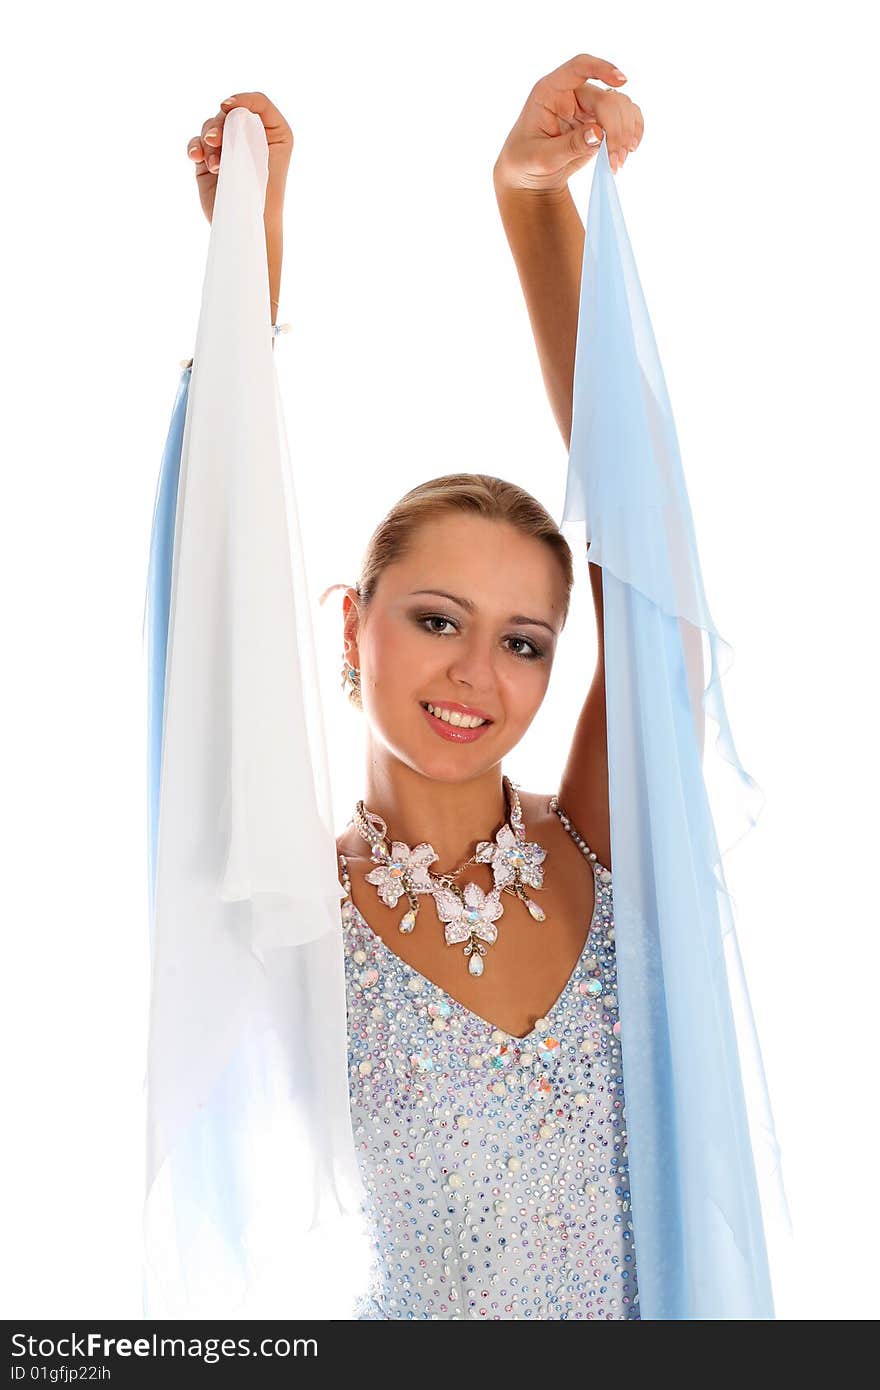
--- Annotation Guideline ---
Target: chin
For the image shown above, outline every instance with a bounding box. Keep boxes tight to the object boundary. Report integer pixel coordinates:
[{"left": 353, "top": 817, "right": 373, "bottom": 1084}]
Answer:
[{"left": 409, "top": 721, "right": 526, "bottom": 784}]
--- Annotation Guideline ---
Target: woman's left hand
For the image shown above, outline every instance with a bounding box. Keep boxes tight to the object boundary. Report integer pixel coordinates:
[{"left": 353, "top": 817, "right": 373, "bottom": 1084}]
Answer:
[{"left": 494, "top": 53, "right": 644, "bottom": 195}]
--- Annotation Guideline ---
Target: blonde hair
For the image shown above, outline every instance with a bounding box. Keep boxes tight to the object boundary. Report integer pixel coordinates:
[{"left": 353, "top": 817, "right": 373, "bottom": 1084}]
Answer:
[{"left": 321, "top": 473, "right": 574, "bottom": 708}]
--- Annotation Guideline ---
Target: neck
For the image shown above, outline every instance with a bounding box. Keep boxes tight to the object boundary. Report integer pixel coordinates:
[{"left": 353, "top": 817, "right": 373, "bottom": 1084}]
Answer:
[{"left": 359, "top": 746, "right": 510, "bottom": 872}]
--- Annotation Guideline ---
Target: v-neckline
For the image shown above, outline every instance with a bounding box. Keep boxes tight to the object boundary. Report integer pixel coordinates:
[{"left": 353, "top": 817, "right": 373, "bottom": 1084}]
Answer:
[{"left": 339, "top": 855, "right": 606, "bottom": 1044}]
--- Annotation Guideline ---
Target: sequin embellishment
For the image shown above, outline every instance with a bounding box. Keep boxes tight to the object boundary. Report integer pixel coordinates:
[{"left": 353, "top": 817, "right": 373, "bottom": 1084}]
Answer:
[{"left": 340, "top": 846, "right": 640, "bottom": 1320}]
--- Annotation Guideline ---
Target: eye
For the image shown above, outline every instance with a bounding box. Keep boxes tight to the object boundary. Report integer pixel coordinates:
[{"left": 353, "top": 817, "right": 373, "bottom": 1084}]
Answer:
[
  {"left": 504, "top": 636, "right": 544, "bottom": 661},
  {"left": 417, "top": 614, "right": 459, "bottom": 637},
  {"left": 414, "top": 614, "right": 544, "bottom": 661}
]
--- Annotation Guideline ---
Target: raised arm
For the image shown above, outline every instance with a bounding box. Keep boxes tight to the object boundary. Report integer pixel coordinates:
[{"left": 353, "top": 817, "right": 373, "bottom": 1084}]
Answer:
[
  {"left": 492, "top": 183, "right": 585, "bottom": 450},
  {"left": 493, "top": 55, "right": 643, "bottom": 868}
]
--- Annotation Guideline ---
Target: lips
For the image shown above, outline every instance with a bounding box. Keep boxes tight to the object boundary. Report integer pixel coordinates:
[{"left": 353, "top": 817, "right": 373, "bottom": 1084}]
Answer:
[
  {"left": 422, "top": 699, "right": 494, "bottom": 723},
  {"left": 420, "top": 702, "right": 494, "bottom": 744}
]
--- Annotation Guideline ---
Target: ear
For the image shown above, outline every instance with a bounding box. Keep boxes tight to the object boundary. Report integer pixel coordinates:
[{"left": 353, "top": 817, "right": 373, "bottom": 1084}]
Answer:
[{"left": 341, "top": 586, "right": 362, "bottom": 665}]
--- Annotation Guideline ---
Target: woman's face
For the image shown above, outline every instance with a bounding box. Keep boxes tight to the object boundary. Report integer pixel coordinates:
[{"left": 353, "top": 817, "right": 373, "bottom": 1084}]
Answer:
[{"left": 345, "top": 513, "right": 567, "bottom": 781}]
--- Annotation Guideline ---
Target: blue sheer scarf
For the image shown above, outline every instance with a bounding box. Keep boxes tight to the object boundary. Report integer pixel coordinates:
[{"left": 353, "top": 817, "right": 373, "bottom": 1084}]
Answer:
[{"left": 561, "top": 134, "right": 787, "bottom": 1318}]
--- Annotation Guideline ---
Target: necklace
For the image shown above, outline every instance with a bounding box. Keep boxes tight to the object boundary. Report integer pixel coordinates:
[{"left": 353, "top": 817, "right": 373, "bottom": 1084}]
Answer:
[{"left": 349, "top": 775, "right": 550, "bottom": 978}]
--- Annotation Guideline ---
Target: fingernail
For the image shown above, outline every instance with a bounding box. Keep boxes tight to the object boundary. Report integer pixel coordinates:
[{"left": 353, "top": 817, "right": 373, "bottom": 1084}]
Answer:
[
  {"left": 614, "top": 69, "right": 627, "bottom": 79},
  {"left": 221, "top": 97, "right": 236, "bottom": 107},
  {"left": 205, "top": 127, "right": 219, "bottom": 142}
]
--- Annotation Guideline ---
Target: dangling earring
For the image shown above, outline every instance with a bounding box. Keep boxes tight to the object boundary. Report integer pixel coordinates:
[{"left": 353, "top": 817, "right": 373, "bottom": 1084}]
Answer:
[{"left": 341, "top": 643, "right": 362, "bottom": 704}]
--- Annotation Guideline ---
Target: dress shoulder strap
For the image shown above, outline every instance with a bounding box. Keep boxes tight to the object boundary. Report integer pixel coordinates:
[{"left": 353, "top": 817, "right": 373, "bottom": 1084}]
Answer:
[
  {"left": 337, "top": 850, "right": 352, "bottom": 901},
  {"left": 549, "top": 794, "right": 610, "bottom": 877}
]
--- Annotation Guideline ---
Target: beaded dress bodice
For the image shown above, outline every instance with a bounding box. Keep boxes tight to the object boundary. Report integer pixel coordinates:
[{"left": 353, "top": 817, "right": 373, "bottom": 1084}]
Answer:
[{"left": 338, "top": 810, "right": 640, "bottom": 1321}]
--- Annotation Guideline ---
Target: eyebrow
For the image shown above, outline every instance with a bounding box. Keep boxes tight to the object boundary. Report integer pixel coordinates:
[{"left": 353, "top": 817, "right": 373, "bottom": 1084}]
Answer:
[{"left": 408, "top": 589, "right": 558, "bottom": 636}]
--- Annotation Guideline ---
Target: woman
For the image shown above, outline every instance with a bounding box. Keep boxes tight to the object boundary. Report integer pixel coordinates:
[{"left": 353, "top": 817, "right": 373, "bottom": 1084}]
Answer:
[{"left": 148, "top": 56, "right": 776, "bottom": 1320}]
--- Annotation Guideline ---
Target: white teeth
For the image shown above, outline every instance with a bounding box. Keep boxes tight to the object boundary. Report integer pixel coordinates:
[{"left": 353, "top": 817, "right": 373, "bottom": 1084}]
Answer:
[{"left": 426, "top": 703, "right": 486, "bottom": 729}]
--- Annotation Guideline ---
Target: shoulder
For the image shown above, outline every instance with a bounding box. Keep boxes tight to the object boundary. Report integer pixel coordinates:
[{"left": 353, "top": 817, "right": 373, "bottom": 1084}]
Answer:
[
  {"left": 336, "top": 827, "right": 378, "bottom": 900},
  {"left": 521, "top": 787, "right": 610, "bottom": 875},
  {"left": 518, "top": 789, "right": 559, "bottom": 832},
  {"left": 337, "top": 823, "right": 370, "bottom": 864}
]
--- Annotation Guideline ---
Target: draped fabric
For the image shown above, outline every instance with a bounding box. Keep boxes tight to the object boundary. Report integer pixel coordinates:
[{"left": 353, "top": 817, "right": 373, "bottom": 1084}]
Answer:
[
  {"left": 143, "top": 113, "right": 787, "bottom": 1318},
  {"left": 561, "top": 134, "right": 789, "bottom": 1318},
  {"left": 142, "top": 109, "right": 372, "bottom": 1318}
]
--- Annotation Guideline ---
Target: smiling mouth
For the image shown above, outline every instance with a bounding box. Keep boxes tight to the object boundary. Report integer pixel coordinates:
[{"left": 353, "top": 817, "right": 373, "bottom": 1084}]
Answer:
[
  {"left": 419, "top": 700, "right": 494, "bottom": 745},
  {"left": 420, "top": 701, "right": 492, "bottom": 729}
]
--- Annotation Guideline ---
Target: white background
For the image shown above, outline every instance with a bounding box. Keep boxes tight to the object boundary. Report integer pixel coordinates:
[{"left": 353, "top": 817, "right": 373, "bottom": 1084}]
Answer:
[{"left": 2, "top": 0, "right": 877, "bottom": 1321}]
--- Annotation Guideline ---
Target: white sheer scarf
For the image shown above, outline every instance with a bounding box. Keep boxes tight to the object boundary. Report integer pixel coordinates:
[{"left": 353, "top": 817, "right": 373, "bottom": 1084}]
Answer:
[{"left": 144, "top": 108, "right": 372, "bottom": 1317}]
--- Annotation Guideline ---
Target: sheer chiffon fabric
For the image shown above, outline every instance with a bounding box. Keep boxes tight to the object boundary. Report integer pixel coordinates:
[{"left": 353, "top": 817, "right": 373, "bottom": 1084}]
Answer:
[
  {"left": 561, "top": 135, "right": 789, "bottom": 1318},
  {"left": 143, "top": 113, "right": 787, "bottom": 1318},
  {"left": 143, "top": 109, "right": 372, "bottom": 1317}
]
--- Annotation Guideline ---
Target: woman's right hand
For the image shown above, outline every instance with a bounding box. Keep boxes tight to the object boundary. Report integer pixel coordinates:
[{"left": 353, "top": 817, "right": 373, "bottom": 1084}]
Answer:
[{"left": 186, "top": 91, "right": 294, "bottom": 224}]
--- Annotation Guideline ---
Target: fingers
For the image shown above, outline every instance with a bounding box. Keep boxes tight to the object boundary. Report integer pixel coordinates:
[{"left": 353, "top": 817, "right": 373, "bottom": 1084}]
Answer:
[
  {"left": 186, "top": 138, "right": 209, "bottom": 174},
  {"left": 552, "top": 121, "right": 605, "bottom": 181},
  {"left": 185, "top": 91, "right": 292, "bottom": 174},
  {"left": 580, "top": 123, "right": 604, "bottom": 155},
  {"left": 219, "top": 90, "right": 292, "bottom": 143},
  {"left": 186, "top": 109, "right": 227, "bottom": 175},
  {"left": 528, "top": 53, "right": 642, "bottom": 176},
  {"left": 595, "top": 90, "right": 644, "bottom": 172},
  {"left": 537, "top": 52, "right": 628, "bottom": 95},
  {"left": 202, "top": 111, "right": 227, "bottom": 173},
  {"left": 186, "top": 132, "right": 207, "bottom": 169}
]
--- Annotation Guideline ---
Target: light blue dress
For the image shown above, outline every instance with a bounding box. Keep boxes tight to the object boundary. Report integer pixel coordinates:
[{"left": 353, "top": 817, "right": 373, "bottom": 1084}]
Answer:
[{"left": 338, "top": 846, "right": 640, "bottom": 1321}]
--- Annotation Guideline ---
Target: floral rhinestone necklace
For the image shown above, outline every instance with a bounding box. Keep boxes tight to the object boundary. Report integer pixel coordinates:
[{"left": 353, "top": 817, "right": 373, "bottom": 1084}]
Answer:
[{"left": 350, "top": 775, "right": 548, "bottom": 978}]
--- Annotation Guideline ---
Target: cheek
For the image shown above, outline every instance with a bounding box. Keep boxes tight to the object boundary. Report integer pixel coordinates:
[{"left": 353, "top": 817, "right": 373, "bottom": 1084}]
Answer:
[
  {"left": 502, "top": 663, "right": 551, "bottom": 724},
  {"left": 362, "top": 617, "right": 430, "bottom": 697}
]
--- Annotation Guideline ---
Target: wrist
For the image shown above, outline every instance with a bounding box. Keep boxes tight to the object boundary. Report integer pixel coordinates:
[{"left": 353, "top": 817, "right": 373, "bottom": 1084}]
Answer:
[{"left": 493, "top": 159, "right": 573, "bottom": 208}]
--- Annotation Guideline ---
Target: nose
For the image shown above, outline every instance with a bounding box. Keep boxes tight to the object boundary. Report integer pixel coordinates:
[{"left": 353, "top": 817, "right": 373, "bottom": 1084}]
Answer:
[{"left": 444, "top": 637, "right": 497, "bottom": 694}]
